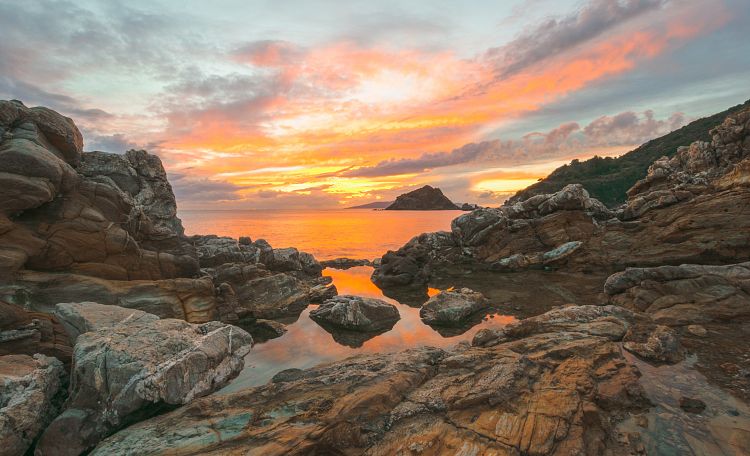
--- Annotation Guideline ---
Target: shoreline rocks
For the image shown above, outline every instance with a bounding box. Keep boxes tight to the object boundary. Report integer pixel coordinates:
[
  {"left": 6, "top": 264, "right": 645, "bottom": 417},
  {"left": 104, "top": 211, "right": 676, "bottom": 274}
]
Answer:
[
  {"left": 420, "top": 288, "right": 488, "bottom": 326},
  {"left": 92, "top": 304, "right": 652, "bottom": 455},
  {"left": 310, "top": 295, "right": 400, "bottom": 332},
  {"left": 372, "top": 105, "right": 750, "bottom": 290},
  {"left": 605, "top": 262, "right": 750, "bottom": 325},
  {"left": 36, "top": 314, "right": 253, "bottom": 455},
  {"left": 320, "top": 257, "right": 373, "bottom": 269}
]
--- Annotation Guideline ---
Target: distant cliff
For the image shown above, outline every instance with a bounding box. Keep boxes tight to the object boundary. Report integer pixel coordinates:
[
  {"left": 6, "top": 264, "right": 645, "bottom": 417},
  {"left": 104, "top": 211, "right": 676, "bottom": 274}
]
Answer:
[{"left": 508, "top": 99, "right": 750, "bottom": 207}]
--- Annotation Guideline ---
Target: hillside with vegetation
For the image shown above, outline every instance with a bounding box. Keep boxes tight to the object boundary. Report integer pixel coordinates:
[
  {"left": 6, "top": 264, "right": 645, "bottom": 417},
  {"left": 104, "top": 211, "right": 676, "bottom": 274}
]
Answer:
[{"left": 507, "top": 99, "right": 750, "bottom": 207}]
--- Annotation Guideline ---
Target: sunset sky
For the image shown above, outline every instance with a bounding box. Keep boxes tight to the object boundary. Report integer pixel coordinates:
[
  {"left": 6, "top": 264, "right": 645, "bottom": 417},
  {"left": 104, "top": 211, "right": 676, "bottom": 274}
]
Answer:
[{"left": 1, "top": 0, "right": 749, "bottom": 209}]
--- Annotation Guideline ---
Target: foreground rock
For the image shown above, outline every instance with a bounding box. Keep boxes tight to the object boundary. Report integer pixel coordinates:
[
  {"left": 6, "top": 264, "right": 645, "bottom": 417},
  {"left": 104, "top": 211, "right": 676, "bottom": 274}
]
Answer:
[
  {"left": 605, "top": 262, "right": 750, "bottom": 325},
  {"left": 420, "top": 288, "right": 488, "bottom": 326},
  {"left": 36, "top": 315, "right": 253, "bottom": 455},
  {"left": 94, "top": 305, "right": 650, "bottom": 455},
  {"left": 385, "top": 185, "right": 458, "bottom": 210},
  {"left": 0, "top": 354, "right": 66, "bottom": 456},
  {"left": 310, "top": 295, "right": 400, "bottom": 332}
]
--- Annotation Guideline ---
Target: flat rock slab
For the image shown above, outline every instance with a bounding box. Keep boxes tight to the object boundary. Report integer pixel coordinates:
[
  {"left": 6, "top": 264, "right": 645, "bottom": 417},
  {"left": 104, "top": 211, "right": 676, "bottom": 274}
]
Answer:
[
  {"left": 36, "top": 318, "right": 253, "bottom": 455},
  {"left": 54, "top": 301, "right": 158, "bottom": 341}
]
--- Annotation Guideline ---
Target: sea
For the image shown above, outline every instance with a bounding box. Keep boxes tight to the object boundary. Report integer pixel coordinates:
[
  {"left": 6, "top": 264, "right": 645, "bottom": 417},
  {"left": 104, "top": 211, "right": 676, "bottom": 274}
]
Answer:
[{"left": 179, "top": 209, "right": 515, "bottom": 390}]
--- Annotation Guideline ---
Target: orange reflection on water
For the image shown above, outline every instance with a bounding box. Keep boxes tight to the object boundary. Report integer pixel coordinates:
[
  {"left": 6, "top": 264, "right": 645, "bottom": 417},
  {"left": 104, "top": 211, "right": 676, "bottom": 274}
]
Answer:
[{"left": 225, "top": 266, "right": 516, "bottom": 392}]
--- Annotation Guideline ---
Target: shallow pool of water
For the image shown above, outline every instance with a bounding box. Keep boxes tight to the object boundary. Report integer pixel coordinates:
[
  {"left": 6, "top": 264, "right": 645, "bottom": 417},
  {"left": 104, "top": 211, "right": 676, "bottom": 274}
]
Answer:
[
  {"left": 223, "top": 266, "right": 516, "bottom": 392},
  {"left": 618, "top": 351, "right": 750, "bottom": 455}
]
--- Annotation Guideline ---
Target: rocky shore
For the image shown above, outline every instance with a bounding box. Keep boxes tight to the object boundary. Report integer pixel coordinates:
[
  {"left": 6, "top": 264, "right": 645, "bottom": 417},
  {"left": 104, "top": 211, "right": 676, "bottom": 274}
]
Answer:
[
  {"left": 0, "top": 100, "right": 335, "bottom": 454},
  {"left": 1, "top": 99, "right": 749, "bottom": 455}
]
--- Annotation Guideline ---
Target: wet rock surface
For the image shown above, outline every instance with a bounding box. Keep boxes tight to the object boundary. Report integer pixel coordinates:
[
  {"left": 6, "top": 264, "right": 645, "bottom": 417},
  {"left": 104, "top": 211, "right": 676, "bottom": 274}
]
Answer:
[
  {"left": 94, "top": 306, "right": 651, "bottom": 455},
  {"left": 0, "top": 354, "right": 66, "bottom": 456},
  {"left": 420, "top": 288, "right": 488, "bottom": 326},
  {"left": 311, "top": 295, "right": 400, "bottom": 332},
  {"left": 36, "top": 315, "right": 253, "bottom": 455}
]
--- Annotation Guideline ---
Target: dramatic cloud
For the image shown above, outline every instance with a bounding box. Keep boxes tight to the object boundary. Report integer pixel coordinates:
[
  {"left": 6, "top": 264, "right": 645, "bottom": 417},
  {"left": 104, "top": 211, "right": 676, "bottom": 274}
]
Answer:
[
  {"left": 0, "top": 0, "right": 744, "bottom": 209},
  {"left": 486, "top": 0, "right": 665, "bottom": 76},
  {"left": 342, "top": 109, "right": 690, "bottom": 177}
]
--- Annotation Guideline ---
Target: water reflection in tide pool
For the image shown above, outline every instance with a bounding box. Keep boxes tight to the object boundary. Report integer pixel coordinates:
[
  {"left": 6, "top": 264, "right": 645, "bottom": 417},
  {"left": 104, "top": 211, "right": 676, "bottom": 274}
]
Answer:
[{"left": 222, "top": 266, "right": 516, "bottom": 393}]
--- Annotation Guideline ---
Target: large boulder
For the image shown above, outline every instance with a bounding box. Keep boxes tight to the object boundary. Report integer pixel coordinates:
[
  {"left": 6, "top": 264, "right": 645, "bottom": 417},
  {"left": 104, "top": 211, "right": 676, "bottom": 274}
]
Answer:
[
  {"left": 93, "top": 305, "right": 650, "bottom": 455},
  {"left": 0, "top": 354, "right": 66, "bottom": 456},
  {"left": 310, "top": 295, "right": 400, "bottom": 332},
  {"left": 78, "top": 150, "right": 187, "bottom": 243},
  {"left": 36, "top": 317, "right": 253, "bottom": 455},
  {"left": 420, "top": 288, "right": 488, "bottom": 326},
  {"left": 0, "top": 100, "right": 80, "bottom": 216}
]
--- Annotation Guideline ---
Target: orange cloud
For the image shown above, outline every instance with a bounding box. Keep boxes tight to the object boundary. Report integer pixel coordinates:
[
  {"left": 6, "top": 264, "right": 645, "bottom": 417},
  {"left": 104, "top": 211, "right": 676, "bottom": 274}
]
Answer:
[{"left": 148, "top": 1, "right": 727, "bottom": 208}]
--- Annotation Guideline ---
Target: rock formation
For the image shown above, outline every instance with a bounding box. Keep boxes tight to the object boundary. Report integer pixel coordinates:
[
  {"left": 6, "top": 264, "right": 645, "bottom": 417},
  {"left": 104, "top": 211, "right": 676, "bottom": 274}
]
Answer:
[
  {"left": 92, "top": 305, "right": 652, "bottom": 455},
  {"left": 0, "top": 300, "right": 72, "bottom": 362},
  {"left": 320, "top": 257, "right": 374, "bottom": 269},
  {"left": 2, "top": 98, "right": 749, "bottom": 455},
  {"left": 53, "top": 301, "right": 157, "bottom": 342},
  {"left": 36, "top": 313, "right": 253, "bottom": 455},
  {"left": 310, "top": 295, "right": 400, "bottom": 332},
  {"left": 385, "top": 185, "right": 459, "bottom": 210},
  {"left": 604, "top": 262, "right": 750, "bottom": 325},
  {"left": 0, "top": 100, "right": 198, "bottom": 281},
  {"left": 0, "top": 354, "right": 66, "bottom": 456},
  {"left": 373, "top": 105, "right": 750, "bottom": 289},
  {"left": 419, "top": 288, "right": 488, "bottom": 326}
]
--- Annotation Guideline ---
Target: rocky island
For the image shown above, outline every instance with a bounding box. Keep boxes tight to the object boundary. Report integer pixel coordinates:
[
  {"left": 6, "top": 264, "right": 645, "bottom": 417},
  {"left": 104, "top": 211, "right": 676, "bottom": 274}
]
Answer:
[
  {"left": 385, "top": 185, "right": 460, "bottom": 210},
  {"left": 1, "top": 98, "right": 749, "bottom": 455}
]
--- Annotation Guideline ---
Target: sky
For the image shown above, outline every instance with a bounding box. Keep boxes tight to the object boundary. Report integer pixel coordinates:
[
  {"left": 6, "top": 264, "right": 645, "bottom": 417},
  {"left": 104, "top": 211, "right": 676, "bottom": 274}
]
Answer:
[{"left": 1, "top": 0, "right": 749, "bottom": 209}]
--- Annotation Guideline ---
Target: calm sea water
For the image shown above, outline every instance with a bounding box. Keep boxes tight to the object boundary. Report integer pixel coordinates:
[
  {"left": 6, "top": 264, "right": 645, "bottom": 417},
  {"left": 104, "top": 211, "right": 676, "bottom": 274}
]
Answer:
[
  {"left": 179, "top": 208, "right": 464, "bottom": 260},
  {"left": 180, "top": 209, "right": 515, "bottom": 391},
  {"left": 223, "top": 266, "right": 515, "bottom": 392}
]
